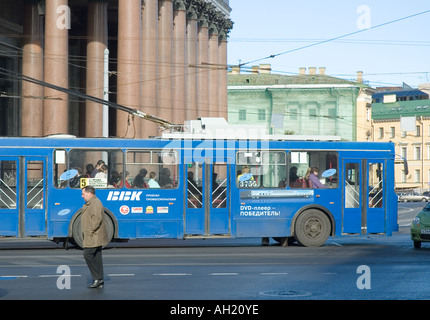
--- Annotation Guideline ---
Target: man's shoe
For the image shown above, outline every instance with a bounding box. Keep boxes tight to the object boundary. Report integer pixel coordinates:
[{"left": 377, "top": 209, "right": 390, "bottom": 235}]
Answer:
[{"left": 88, "top": 280, "right": 104, "bottom": 289}]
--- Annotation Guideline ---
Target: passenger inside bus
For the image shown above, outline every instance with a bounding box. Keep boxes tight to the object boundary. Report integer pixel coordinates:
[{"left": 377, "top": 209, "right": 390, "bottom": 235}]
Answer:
[
  {"left": 237, "top": 166, "right": 257, "bottom": 188},
  {"left": 159, "top": 168, "right": 173, "bottom": 188},
  {"left": 109, "top": 170, "right": 120, "bottom": 187},
  {"left": 118, "top": 171, "right": 131, "bottom": 188},
  {"left": 288, "top": 151, "right": 338, "bottom": 189},
  {"left": 286, "top": 166, "right": 299, "bottom": 188},
  {"left": 237, "top": 166, "right": 255, "bottom": 181},
  {"left": 132, "top": 168, "right": 149, "bottom": 188},
  {"left": 90, "top": 159, "right": 105, "bottom": 178},
  {"left": 305, "top": 167, "right": 327, "bottom": 189},
  {"left": 148, "top": 172, "right": 160, "bottom": 188},
  {"left": 95, "top": 164, "right": 108, "bottom": 180},
  {"left": 85, "top": 164, "right": 94, "bottom": 177}
]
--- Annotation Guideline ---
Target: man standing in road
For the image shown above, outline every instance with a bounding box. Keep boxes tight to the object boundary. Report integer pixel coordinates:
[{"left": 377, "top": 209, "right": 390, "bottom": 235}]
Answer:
[{"left": 81, "top": 185, "right": 109, "bottom": 288}]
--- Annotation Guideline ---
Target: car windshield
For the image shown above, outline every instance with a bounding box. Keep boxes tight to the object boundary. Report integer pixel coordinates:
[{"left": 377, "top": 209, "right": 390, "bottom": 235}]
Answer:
[{"left": 424, "top": 203, "right": 430, "bottom": 210}]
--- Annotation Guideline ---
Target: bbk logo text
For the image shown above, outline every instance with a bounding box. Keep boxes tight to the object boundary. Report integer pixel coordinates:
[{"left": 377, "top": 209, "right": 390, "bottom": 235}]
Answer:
[{"left": 107, "top": 191, "right": 142, "bottom": 201}]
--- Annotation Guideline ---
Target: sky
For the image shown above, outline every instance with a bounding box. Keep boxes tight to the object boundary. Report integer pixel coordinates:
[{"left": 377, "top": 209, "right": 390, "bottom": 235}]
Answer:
[{"left": 227, "top": 1, "right": 430, "bottom": 88}]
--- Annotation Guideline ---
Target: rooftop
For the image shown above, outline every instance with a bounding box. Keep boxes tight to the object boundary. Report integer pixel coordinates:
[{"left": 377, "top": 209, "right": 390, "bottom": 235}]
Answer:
[
  {"left": 228, "top": 66, "right": 370, "bottom": 88},
  {"left": 372, "top": 99, "right": 430, "bottom": 120}
]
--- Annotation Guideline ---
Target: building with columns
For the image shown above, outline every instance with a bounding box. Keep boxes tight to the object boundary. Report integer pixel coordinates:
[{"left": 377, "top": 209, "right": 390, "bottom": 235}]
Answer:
[{"left": 0, "top": 0, "right": 232, "bottom": 138}]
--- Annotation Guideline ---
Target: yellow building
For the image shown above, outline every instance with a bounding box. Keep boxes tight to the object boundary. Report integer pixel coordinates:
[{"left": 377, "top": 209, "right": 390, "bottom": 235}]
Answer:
[{"left": 372, "top": 89, "right": 430, "bottom": 191}]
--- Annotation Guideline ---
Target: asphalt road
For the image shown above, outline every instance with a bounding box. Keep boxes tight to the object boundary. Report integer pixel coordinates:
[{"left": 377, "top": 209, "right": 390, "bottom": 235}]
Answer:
[{"left": 0, "top": 202, "right": 428, "bottom": 303}]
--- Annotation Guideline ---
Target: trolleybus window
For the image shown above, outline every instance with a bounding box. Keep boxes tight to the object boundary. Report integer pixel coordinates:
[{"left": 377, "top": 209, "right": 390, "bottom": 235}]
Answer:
[
  {"left": 345, "top": 163, "right": 360, "bottom": 208},
  {"left": 236, "top": 151, "right": 287, "bottom": 188},
  {"left": 0, "top": 160, "right": 17, "bottom": 209},
  {"left": 288, "top": 151, "right": 338, "bottom": 189},
  {"left": 54, "top": 149, "right": 123, "bottom": 189},
  {"left": 369, "top": 162, "right": 384, "bottom": 208},
  {"left": 126, "top": 149, "right": 178, "bottom": 189},
  {"left": 27, "top": 160, "right": 44, "bottom": 209}
]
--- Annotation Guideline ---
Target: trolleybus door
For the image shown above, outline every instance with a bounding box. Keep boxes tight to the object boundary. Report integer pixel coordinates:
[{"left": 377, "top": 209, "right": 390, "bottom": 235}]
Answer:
[
  {"left": 0, "top": 157, "right": 19, "bottom": 236},
  {"left": 23, "top": 157, "right": 46, "bottom": 237},
  {"left": 343, "top": 160, "right": 365, "bottom": 234},
  {"left": 343, "top": 159, "right": 387, "bottom": 235},
  {"left": 367, "top": 160, "right": 386, "bottom": 233},
  {"left": 185, "top": 158, "right": 230, "bottom": 236},
  {"left": 0, "top": 157, "right": 46, "bottom": 237}
]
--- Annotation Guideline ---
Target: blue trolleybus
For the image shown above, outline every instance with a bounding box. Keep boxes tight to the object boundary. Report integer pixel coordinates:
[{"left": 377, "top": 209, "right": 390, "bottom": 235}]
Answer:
[{"left": 0, "top": 118, "right": 398, "bottom": 247}]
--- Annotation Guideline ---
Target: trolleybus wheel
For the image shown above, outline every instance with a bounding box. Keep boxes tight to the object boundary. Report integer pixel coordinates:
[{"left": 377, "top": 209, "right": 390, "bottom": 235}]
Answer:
[
  {"left": 294, "top": 209, "right": 330, "bottom": 247},
  {"left": 71, "top": 212, "right": 114, "bottom": 249}
]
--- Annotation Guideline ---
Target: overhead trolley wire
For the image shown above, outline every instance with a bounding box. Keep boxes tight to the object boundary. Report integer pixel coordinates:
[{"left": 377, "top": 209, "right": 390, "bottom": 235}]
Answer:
[
  {"left": 0, "top": 66, "right": 174, "bottom": 130},
  {"left": 237, "top": 9, "right": 430, "bottom": 68}
]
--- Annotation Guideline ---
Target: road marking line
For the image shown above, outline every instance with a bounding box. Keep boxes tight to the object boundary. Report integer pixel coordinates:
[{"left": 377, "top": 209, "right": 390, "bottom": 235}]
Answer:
[
  {"left": 210, "top": 273, "right": 239, "bottom": 276},
  {"left": 260, "top": 273, "right": 288, "bottom": 275},
  {"left": 322, "top": 273, "right": 337, "bottom": 275},
  {"left": 153, "top": 273, "right": 192, "bottom": 276},
  {"left": 38, "top": 274, "right": 81, "bottom": 277},
  {"left": 108, "top": 274, "right": 135, "bottom": 277},
  {"left": 0, "top": 275, "right": 28, "bottom": 279}
]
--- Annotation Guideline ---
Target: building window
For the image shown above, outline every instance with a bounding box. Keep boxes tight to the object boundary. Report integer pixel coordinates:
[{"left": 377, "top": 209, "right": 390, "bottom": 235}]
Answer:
[
  {"left": 401, "top": 130, "right": 406, "bottom": 138},
  {"left": 258, "top": 109, "right": 266, "bottom": 121},
  {"left": 366, "top": 105, "right": 371, "bottom": 121},
  {"left": 309, "top": 108, "right": 317, "bottom": 119},
  {"left": 415, "top": 169, "right": 421, "bottom": 183},
  {"left": 290, "top": 108, "right": 298, "bottom": 120},
  {"left": 390, "top": 127, "right": 395, "bottom": 138},
  {"left": 401, "top": 147, "right": 407, "bottom": 160},
  {"left": 415, "top": 146, "right": 421, "bottom": 160},
  {"left": 416, "top": 125, "right": 421, "bottom": 137},
  {"left": 327, "top": 108, "right": 336, "bottom": 120},
  {"left": 239, "top": 109, "right": 246, "bottom": 121},
  {"left": 378, "top": 127, "right": 384, "bottom": 139},
  {"left": 401, "top": 170, "right": 406, "bottom": 183}
]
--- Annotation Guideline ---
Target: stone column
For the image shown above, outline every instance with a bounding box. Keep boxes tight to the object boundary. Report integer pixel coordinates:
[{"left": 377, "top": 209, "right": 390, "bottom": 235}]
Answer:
[
  {"left": 208, "top": 23, "right": 218, "bottom": 117},
  {"left": 218, "top": 29, "right": 228, "bottom": 119},
  {"left": 186, "top": 6, "right": 198, "bottom": 122},
  {"left": 117, "top": 0, "right": 141, "bottom": 138},
  {"left": 86, "top": 0, "right": 108, "bottom": 138},
  {"left": 22, "top": 0, "right": 43, "bottom": 136},
  {"left": 141, "top": 0, "right": 159, "bottom": 138},
  {"left": 43, "top": 0, "right": 69, "bottom": 135},
  {"left": 172, "top": 0, "right": 187, "bottom": 127},
  {"left": 158, "top": 0, "right": 173, "bottom": 122},
  {"left": 197, "top": 14, "right": 209, "bottom": 117}
]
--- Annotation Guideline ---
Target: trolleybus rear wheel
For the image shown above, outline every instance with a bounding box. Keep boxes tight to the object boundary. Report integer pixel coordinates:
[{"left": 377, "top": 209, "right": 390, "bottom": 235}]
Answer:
[
  {"left": 294, "top": 209, "right": 330, "bottom": 247},
  {"left": 71, "top": 212, "right": 114, "bottom": 249}
]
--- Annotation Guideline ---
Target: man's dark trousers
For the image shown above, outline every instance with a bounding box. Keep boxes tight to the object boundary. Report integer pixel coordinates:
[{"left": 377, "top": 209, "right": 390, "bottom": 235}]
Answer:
[{"left": 83, "top": 246, "right": 104, "bottom": 281}]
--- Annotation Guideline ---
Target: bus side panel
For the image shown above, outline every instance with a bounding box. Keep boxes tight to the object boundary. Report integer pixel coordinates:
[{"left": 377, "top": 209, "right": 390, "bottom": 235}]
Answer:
[
  {"left": 231, "top": 188, "right": 340, "bottom": 238},
  {"left": 101, "top": 188, "right": 184, "bottom": 240},
  {"left": 234, "top": 218, "right": 290, "bottom": 238},
  {"left": 48, "top": 188, "right": 83, "bottom": 239},
  {"left": 48, "top": 187, "right": 185, "bottom": 240}
]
